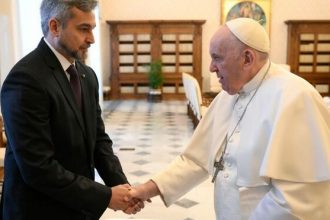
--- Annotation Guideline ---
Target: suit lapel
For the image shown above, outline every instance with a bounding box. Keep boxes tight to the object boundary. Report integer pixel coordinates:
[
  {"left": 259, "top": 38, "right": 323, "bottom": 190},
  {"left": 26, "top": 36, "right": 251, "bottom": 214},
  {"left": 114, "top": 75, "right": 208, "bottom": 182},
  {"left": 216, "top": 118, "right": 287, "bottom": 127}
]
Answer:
[
  {"left": 52, "top": 69, "right": 86, "bottom": 133},
  {"left": 38, "top": 39, "right": 86, "bottom": 135},
  {"left": 76, "top": 63, "right": 94, "bottom": 159},
  {"left": 76, "top": 64, "right": 90, "bottom": 120},
  {"left": 76, "top": 64, "right": 93, "bottom": 135}
]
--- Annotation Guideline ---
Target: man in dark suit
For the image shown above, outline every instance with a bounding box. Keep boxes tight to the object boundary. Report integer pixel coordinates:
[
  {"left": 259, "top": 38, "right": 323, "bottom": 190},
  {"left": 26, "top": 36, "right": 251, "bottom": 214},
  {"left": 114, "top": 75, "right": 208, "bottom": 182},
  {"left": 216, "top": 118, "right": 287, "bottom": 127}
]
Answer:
[{"left": 0, "top": 0, "right": 143, "bottom": 219}]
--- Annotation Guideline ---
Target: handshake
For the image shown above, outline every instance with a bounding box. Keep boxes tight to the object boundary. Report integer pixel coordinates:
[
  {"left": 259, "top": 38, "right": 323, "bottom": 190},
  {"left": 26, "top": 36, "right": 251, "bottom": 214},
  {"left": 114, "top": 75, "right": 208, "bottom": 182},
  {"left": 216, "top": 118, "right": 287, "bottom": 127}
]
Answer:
[{"left": 108, "top": 180, "right": 160, "bottom": 214}]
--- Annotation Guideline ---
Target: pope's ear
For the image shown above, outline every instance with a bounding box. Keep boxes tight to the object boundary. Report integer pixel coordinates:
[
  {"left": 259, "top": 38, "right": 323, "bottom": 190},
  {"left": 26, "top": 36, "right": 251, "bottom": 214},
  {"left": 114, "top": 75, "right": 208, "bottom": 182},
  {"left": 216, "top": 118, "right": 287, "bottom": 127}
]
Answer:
[{"left": 243, "top": 49, "right": 255, "bottom": 66}]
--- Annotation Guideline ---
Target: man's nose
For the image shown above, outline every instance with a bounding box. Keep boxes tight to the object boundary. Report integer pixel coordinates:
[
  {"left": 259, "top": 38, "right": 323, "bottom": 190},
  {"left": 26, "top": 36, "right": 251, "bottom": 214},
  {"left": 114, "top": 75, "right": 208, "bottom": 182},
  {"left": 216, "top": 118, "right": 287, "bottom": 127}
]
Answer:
[{"left": 87, "top": 32, "right": 95, "bottom": 44}]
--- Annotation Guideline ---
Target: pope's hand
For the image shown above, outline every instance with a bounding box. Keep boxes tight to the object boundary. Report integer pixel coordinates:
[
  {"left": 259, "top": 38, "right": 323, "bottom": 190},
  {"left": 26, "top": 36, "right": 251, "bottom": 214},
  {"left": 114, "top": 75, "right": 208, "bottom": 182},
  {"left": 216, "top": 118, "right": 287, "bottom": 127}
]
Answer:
[{"left": 129, "top": 180, "right": 160, "bottom": 202}]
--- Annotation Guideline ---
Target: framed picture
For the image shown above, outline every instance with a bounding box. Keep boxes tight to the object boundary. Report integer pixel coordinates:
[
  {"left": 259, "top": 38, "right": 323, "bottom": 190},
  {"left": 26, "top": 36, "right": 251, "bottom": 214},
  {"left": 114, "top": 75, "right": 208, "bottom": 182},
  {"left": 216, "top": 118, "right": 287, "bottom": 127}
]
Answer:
[{"left": 221, "top": 0, "right": 271, "bottom": 34}]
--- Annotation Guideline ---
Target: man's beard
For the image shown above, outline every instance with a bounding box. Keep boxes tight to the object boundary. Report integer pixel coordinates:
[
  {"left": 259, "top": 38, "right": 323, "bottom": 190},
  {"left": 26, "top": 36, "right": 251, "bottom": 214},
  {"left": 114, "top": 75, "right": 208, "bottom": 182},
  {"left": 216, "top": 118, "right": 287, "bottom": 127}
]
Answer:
[{"left": 59, "top": 39, "right": 88, "bottom": 61}]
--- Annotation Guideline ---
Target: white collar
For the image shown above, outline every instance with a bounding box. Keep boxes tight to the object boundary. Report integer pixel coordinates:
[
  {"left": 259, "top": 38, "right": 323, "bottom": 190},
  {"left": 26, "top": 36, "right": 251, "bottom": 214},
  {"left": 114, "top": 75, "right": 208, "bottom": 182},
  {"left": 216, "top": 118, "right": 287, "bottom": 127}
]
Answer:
[
  {"left": 43, "top": 38, "right": 73, "bottom": 71},
  {"left": 239, "top": 59, "right": 271, "bottom": 95}
]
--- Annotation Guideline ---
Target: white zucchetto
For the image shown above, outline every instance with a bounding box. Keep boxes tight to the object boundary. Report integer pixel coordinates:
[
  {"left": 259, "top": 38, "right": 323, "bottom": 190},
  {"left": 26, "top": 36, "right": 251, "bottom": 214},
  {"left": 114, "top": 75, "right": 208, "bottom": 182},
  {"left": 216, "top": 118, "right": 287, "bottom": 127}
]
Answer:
[{"left": 226, "top": 17, "right": 270, "bottom": 53}]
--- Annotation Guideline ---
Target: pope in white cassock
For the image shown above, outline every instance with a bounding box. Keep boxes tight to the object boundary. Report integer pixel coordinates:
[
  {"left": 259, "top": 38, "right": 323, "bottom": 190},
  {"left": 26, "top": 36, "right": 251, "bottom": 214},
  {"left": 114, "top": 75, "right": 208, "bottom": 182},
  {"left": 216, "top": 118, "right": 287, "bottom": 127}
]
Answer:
[{"left": 130, "top": 18, "right": 330, "bottom": 220}]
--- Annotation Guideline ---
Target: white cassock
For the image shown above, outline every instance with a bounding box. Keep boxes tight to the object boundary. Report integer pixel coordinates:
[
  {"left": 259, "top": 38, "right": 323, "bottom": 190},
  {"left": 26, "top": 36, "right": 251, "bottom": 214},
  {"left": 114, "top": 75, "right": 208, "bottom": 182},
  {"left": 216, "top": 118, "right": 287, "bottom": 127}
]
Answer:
[{"left": 152, "top": 61, "right": 330, "bottom": 220}]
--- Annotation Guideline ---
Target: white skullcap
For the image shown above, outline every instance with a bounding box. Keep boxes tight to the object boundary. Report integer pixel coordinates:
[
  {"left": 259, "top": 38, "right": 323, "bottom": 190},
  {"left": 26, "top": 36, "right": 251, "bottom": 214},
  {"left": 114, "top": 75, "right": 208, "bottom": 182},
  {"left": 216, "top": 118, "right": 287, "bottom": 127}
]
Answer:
[{"left": 226, "top": 18, "right": 270, "bottom": 53}]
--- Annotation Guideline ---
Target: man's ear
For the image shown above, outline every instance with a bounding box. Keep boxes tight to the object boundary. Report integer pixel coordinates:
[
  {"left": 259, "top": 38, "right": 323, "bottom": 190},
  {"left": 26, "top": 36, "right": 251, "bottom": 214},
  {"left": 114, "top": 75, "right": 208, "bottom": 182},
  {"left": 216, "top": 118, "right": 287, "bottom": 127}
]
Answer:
[{"left": 48, "top": 18, "right": 60, "bottom": 37}]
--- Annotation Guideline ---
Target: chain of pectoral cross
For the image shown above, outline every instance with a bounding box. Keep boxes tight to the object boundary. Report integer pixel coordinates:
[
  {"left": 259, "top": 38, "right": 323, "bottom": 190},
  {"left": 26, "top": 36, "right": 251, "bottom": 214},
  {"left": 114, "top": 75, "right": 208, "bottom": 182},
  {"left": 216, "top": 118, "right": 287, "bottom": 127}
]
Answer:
[
  {"left": 211, "top": 61, "right": 271, "bottom": 183},
  {"left": 211, "top": 137, "right": 227, "bottom": 183},
  {"left": 211, "top": 123, "right": 238, "bottom": 183}
]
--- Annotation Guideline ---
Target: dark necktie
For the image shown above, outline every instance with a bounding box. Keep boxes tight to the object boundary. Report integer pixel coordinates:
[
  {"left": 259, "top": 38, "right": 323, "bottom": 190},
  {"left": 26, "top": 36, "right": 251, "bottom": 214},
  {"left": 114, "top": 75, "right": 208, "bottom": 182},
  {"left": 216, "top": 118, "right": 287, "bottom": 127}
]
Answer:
[{"left": 67, "top": 64, "right": 82, "bottom": 109}]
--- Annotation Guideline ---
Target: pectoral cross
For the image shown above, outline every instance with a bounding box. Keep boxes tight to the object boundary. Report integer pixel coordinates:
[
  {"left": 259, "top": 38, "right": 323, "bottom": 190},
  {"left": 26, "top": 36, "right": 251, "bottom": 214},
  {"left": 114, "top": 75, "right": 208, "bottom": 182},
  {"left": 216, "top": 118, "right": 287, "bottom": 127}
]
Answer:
[{"left": 211, "top": 160, "right": 224, "bottom": 183}]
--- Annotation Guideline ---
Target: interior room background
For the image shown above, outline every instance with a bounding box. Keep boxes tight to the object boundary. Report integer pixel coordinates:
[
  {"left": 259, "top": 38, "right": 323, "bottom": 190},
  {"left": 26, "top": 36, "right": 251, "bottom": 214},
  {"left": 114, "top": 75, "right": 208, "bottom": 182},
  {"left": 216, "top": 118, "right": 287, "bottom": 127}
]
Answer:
[{"left": 1, "top": 0, "right": 329, "bottom": 102}]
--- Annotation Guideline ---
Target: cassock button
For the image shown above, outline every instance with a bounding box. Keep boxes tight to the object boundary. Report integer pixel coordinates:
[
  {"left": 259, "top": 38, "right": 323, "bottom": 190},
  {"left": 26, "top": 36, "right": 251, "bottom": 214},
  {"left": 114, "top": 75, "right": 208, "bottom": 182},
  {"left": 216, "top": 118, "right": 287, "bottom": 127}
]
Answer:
[{"left": 223, "top": 173, "right": 229, "bottom": 178}]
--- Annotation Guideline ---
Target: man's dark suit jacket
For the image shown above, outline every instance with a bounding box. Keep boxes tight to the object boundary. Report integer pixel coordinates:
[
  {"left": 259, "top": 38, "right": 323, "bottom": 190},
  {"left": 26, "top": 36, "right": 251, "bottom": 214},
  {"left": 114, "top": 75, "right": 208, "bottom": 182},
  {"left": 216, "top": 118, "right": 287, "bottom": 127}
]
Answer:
[{"left": 0, "top": 39, "right": 128, "bottom": 219}]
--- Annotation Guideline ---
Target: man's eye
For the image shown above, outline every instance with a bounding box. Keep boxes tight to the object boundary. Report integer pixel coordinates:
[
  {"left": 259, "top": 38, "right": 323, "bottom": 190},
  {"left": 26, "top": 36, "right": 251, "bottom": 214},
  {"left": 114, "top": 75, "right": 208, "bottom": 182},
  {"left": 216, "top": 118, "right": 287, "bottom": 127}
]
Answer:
[
  {"left": 80, "top": 28, "right": 89, "bottom": 32},
  {"left": 78, "top": 25, "right": 93, "bottom": 32}
]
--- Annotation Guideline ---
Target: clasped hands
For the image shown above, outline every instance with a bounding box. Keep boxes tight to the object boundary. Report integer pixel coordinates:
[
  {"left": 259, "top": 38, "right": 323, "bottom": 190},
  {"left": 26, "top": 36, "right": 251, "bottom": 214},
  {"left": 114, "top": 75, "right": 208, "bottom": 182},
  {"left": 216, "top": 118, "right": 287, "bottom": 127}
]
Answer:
[{"left": 108, "top": 183, "right": 153, "bottom": 215}]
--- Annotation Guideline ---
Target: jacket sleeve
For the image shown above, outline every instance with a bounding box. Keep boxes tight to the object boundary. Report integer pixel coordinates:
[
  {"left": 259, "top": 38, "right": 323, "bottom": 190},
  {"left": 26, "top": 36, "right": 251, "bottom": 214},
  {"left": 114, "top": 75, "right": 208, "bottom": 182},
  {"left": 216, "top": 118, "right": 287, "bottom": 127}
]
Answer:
[
  {"left": 85, "top": 65, "right": 129, "bottom": 186},
  {"left": 152, "top": 155, "right": 209, "bottom": 206}
]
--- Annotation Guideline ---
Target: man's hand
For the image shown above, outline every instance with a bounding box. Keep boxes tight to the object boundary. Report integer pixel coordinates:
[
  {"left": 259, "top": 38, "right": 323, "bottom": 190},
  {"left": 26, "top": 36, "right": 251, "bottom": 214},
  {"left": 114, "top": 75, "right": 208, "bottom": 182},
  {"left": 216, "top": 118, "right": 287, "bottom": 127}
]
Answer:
[
  {"left": 108, "top": 184, "right": 146, "bottom": 215},
  {"left": 108, "top": 184, "right": 132, "bottom": 211}
]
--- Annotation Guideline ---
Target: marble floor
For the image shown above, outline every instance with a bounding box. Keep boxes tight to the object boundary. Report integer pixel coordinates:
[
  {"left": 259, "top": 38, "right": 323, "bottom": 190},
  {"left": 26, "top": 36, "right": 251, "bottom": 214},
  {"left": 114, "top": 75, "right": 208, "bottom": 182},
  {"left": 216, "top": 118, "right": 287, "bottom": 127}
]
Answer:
[{"left": 98, "top": 100, "right": 215, "bottom": 220}]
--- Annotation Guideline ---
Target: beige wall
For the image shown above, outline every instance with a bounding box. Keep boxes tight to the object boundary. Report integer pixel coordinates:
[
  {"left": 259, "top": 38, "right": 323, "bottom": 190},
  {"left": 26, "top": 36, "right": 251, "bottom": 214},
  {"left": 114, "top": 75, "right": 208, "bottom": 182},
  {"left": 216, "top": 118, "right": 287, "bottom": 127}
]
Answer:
[
  {"left": 1, "top": 0, "right": 329, "bottom": 92},
  {"left": 99, "top": 0, "right": 330, "bottom": 91},
  {"left": 270, "top": 0, "right": 330, "bottom": 67},
  {"left": 0, "top": 0, "right": 20, "bottom": 87}
]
